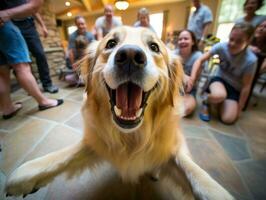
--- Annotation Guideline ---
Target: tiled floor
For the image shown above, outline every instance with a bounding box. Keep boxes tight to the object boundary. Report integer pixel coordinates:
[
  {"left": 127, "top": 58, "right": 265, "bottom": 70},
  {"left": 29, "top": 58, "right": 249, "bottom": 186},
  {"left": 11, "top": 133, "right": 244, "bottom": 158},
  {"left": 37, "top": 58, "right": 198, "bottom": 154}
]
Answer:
[{"left": 0, "top": 78, "right": 265, "bottom": 200}]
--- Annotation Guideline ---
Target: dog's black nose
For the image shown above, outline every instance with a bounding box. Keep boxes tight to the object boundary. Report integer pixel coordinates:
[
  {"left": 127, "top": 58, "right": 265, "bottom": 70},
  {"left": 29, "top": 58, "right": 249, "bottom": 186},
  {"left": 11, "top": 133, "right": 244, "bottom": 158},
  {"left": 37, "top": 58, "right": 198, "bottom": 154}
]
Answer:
[{"left": 115, "top": 45, "right": 147, "bottom": 71}]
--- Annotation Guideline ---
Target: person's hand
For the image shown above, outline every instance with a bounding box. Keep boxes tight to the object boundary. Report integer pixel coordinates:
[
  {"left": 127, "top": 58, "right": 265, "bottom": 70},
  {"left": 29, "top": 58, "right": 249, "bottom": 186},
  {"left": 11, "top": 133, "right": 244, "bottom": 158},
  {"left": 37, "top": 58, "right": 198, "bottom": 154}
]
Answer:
[
  {"left": 0, "top": 10, "right": 11, "bottom": 24},
  {"left": 237, "top": 104, "right": 242, "bottom": 118},
  {"left": 0, "top": 17, "right": 4, "bottom": 27},
  {"left": 42, "top": 26, "right": 48, "bottom": 38},
  {"left": 249, "top": 45, "right": 261, "bottom": 54},
  {"left": 198, "top": 40, "right": 205, "bottom": 51},
  {"left": 184, "top": 75, "right": 194, "bottom": 93}
]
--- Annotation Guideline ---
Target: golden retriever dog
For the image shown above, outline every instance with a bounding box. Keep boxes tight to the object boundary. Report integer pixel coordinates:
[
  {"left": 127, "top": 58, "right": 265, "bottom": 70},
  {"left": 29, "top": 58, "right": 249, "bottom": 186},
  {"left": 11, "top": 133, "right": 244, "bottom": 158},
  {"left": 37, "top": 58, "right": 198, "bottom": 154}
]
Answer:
[{"left": 5, "top": 26, "right": 234, "bottom": 200}]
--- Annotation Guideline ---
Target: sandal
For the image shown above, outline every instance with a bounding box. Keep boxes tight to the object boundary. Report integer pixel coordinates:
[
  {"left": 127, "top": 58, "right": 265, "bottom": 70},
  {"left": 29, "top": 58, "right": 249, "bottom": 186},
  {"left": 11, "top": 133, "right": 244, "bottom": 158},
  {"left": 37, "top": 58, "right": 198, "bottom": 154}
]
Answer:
[
  {"left": 199, "top": 103, "right": 211, "bottom": 122},
  {"left": 38, "top": 99, "right": 64, "bottom": 111},
  {"left": 2, "top": 102, "right": 23, "bottom": 120}
]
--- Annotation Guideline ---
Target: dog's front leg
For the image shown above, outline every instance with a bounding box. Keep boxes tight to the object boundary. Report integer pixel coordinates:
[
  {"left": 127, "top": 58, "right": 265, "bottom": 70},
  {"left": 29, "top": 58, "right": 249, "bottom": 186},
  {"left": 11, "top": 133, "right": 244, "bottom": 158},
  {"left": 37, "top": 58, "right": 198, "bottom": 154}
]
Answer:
[
  {"left": 173, "top": 146, "right": 235, "bottom": 200},
  {"left": 5, "top": 141, "right": 100, "bottom": 197}
]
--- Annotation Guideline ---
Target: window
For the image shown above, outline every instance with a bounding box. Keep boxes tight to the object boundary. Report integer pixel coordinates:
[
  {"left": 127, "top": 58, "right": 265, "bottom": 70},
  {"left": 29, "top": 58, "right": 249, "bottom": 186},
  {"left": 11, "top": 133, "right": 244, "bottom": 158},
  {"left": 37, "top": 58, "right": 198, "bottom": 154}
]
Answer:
[
  {"left": 150, "top": 12, "right": 164, "bottom": 38},
  {"left": 67, "top": 26, "right": 77, "bottom": 36}
]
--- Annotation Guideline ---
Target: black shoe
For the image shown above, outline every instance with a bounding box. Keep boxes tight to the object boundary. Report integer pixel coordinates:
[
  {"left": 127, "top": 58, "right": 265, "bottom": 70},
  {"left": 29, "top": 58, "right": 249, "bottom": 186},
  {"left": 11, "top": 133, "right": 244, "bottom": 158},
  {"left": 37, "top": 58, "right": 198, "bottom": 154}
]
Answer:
[
  {"left": 38, "top": 99, "right": 64, "bottom": 111},
  {"left": 43, "top": 85, "right": 59, "bottom": 93}
]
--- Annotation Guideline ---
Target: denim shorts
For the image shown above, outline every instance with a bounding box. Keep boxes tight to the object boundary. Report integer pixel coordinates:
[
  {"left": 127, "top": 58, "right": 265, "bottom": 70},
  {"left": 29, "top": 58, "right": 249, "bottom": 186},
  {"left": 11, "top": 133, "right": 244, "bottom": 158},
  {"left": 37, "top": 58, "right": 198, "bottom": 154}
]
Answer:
[
  {"left": 0, "top": 21, "right": 31, "bottom": 66},
  {"left": 207, "top": 76, "right": 240, "bottom": 101}
]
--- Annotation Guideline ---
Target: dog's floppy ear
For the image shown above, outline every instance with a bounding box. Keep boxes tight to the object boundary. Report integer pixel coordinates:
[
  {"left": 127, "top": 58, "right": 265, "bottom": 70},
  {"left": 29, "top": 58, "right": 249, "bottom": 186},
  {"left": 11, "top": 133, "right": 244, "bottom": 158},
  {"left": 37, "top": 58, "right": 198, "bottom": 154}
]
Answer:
[
  {"left": 80, "top": 40, "right": 100, "bottom": 92},
  {"left": 168, "top": 49, "right": 184, "bottom": 107}
]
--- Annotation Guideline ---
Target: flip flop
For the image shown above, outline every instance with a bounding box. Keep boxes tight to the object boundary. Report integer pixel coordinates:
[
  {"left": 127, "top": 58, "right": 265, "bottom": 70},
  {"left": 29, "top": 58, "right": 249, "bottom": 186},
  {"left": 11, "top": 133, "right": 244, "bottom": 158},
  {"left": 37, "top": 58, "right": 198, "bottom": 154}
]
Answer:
[
  {"left": 38, "top": 99, "right": 64, "bottom": 111},
  {"left": 2, "top": 102, "right": 23, "bottom": 120}
]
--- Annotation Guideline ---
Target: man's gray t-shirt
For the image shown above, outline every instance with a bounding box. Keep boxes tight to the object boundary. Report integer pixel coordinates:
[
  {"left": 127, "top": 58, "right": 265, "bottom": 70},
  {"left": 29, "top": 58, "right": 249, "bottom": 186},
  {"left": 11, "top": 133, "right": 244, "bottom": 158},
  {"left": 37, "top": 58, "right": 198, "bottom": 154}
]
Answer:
[
  {"left": 210, "top": 42, "right": 257, "bottom": 91},
  {"left": 95, "top": 16, "right": 122, "bottom": 37},
  {"left": 187, "top": 5, "right": 213, "bottom": 40}
]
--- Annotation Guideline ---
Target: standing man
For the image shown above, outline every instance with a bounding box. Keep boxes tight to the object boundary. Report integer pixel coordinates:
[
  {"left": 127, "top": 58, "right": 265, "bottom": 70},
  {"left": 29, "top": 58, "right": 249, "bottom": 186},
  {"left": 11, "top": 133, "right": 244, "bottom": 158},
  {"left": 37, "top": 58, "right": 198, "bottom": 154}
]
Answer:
[
  {"left": 187, "top": 0, "right": 213, "bottom": 49},
  {"left": 12, "top": 11, "right": 59, "bottom": 93},
  {"left": 95, "top": 4, "right": 122, "bottom": 40},
  {"left": 68, "top": 16, "right": 95, "bottom": 69}
]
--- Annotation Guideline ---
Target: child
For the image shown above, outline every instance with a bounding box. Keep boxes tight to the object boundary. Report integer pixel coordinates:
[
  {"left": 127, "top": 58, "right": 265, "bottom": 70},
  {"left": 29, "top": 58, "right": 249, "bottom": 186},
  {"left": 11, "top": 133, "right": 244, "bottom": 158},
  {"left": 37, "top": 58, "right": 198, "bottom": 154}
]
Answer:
[
  {"left": 175, "top": 29, "right": 203, "bottom": 116},
  {"left": 64, "top": 35, "right": 89, "bottom": 86},
  {"left": 187, "top": 22, "right": 257, "bottom": 124}
]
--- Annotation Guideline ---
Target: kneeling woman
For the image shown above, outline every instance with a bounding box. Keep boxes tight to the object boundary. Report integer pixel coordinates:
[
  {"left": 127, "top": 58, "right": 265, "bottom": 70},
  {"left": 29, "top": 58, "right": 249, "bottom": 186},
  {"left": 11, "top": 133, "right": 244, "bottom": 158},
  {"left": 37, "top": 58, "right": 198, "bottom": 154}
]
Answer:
[
  {"left": 175, "top": 29, "right": 203, "bottom": 117},
  {"left": 188, "top": 22, "right": 257, "bottom": 124}
]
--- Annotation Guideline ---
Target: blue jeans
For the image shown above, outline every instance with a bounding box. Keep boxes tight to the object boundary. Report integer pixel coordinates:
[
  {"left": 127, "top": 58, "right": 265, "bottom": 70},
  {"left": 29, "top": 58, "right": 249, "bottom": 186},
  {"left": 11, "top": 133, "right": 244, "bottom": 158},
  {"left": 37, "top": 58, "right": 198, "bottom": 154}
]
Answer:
[{"left": 13, "top": 18, "right": 53, "bottom": 88}]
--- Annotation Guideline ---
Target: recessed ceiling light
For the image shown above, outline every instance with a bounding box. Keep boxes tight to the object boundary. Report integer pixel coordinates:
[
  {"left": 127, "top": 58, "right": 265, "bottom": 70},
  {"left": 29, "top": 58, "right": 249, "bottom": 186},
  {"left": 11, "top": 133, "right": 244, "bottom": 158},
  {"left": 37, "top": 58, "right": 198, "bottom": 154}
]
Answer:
[
  {"left": 67, "top": 12, "right": 72, "bottom": 17},
  {"left": 65, "top": 1, "right": 71, "bottom": 6}
]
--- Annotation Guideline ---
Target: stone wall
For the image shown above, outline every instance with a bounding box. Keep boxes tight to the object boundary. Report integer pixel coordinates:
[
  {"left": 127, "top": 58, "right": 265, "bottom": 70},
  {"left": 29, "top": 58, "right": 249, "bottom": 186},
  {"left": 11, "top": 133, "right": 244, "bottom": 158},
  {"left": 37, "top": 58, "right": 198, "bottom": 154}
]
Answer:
[{"left": 31, "top": 0, "right": 65, "bottom": 78}]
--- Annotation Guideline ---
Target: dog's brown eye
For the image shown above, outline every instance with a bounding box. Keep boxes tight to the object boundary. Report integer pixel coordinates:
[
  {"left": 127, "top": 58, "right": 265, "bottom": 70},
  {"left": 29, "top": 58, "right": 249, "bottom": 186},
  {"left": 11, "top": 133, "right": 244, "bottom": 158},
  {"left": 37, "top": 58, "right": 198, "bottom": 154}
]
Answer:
[
  {"left": 106, "top": 39, "right": 117, "bottom": 49},
  {"left": 149, "top": 42, "right": 160, "bottom": 53}
]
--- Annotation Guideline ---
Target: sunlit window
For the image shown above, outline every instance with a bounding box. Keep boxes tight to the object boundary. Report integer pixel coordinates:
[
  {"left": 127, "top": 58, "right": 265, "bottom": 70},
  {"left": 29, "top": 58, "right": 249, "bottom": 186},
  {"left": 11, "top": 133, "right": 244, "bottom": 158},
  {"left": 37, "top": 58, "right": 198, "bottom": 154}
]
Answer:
[
  {"left": 150, "top": 12, "right": 164, "bottom": 38},
  {"left": 67, "top": 26, "right": 77, "bottom": 36}
]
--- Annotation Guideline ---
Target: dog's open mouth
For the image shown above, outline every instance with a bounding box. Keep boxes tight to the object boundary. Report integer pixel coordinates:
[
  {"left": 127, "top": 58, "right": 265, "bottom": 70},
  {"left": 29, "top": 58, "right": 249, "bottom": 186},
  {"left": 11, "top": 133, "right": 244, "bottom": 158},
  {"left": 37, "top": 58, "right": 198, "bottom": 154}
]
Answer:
[{"left": 106, "top": 82, "right": 151, "bottom": 129}]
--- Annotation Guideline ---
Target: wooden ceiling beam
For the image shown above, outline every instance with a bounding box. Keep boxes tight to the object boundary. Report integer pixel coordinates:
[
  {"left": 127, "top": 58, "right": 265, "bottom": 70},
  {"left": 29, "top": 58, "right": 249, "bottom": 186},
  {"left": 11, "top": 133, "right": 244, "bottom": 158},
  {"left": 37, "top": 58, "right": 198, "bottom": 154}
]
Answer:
[
  {"left": 101, "top": 0, "right": 109, "bottom": 6},
  {"left": 56, "top": 5, "right": 83, "bottom": 16},
  {"left": 81, "top": 0, "right": 92, "bottom": 12}
]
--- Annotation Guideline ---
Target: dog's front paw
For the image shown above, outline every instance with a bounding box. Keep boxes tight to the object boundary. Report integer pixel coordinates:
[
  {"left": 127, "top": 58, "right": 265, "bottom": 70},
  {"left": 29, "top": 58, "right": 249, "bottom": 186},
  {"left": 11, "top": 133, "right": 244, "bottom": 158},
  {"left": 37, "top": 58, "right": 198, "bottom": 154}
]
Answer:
[{"left": 5, "top": 163, "right": 43, "bottom": 197}]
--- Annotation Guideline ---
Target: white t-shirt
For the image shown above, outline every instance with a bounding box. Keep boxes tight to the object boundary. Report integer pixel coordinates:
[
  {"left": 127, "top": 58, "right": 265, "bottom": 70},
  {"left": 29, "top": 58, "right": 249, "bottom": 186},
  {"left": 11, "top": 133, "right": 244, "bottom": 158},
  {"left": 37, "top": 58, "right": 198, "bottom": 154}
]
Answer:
[{"left": 95, "top": 16, "right": 122, "bottom": 37}]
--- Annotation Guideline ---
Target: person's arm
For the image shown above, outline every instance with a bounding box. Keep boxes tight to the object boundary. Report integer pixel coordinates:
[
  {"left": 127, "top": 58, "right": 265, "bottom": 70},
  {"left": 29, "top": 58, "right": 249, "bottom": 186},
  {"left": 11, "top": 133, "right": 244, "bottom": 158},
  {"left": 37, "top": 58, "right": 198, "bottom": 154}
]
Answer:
[
  {"left": 0, "top": 0, "right": 43, "bottom": 22},
  {"left": 198, "top": 22, "right": 211, "bottom": 49},
  {"left": 34, "top": 13, "right": 48, "bottom": 38},
  {"left": 201, "top": 22, "right": 211, "bottom": 40},
  {"left": 260, "top": 58, "right": 266, "bottom": 73},
  {"left": 238, "top": 73, "right": 255, "bottom": 113},
  {"left": 187, "top": 52, "right": 212, "bottom": 92},
  {"left": 68, "top": 49, "right": 75, "bottom": 67},
  {"left": 96, "top": 28, "right": 103, "bottom": 40}
]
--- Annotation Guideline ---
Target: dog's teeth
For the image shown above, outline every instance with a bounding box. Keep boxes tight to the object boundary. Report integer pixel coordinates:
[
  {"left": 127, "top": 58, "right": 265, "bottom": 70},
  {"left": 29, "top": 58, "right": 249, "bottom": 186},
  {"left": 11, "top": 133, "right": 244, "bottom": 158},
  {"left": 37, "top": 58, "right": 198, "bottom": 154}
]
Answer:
[
  {"left": 136, "top": 108, "right": 143, "bottom": 118},
  {"left": 114, "top": 106, "right": 122, "bottom": 116}
]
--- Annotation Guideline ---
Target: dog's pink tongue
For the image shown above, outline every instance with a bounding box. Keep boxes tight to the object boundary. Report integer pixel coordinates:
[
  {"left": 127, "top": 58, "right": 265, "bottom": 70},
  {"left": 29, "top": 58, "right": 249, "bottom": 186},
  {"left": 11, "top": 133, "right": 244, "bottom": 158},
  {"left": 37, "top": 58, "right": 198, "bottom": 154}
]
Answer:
[{"left": 116, "top": 83, "right": 142, "bottom": 117}]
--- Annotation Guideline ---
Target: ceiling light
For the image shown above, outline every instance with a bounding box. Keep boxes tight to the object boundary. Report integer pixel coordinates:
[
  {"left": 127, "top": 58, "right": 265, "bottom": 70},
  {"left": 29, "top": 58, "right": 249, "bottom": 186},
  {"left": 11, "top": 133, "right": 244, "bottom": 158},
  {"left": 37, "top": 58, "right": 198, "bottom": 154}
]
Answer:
[
  {"left": 115, "top": 0, "right": 129, "bottom": 10},
  {"left": 65, "top": 1, "right": 71, "bottom": 7},
  {"left": 67, "top": 12, "right": 72, "bottom": 17}
]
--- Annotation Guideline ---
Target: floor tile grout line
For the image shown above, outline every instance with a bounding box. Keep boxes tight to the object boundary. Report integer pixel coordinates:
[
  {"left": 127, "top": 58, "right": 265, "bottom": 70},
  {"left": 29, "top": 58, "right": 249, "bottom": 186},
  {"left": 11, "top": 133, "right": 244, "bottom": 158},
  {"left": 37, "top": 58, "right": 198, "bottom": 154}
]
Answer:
[
  {"left": 207, "top": 126, "right": 245, "bottom": 140},
  {"left": 206, "top": 129, "right": 255, "bottom": 200},
  {"left": 0, "top": 117, "right": 32, "bottom": 133},
  {"left": 60, "top": 107, "right": 83, "bottom": 124},
  {"left": 60, "top": 124, "right": 83, "bottom": 136},
  {"left": 63, "top": 98, "right": 84, "bottom": 105},
  {"left": 232, "top": 159, "right": 254, "bottom": 164},
  {"left": 7, "top": 123, "right": 58, "bottom": 176},
  {"left": 236, "top": 125, "right": 255, "bottom": 161}
]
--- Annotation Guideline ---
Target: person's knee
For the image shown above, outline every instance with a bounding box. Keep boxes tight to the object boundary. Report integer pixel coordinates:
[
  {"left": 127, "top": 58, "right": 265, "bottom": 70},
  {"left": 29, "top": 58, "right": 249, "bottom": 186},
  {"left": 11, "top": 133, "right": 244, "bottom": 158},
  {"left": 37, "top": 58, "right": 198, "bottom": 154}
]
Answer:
[
  {"left": 183, "top": 99, "right": 196, "bottom": 117},
  {"left": 212, "top": 91, "right": 227, "bottom": 102},
  {"left": 220, "top": 114, "right": 237, "bottom": 125},
  {"left": 13, "top": 63, "right": 31, "bottom": 74}
]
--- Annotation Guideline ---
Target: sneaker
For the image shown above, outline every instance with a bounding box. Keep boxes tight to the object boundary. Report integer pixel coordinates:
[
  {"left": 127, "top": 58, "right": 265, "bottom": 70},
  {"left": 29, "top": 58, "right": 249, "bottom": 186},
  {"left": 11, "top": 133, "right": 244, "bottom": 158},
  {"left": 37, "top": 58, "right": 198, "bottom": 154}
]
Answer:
[
  {"left": 199, "top": 103, "right": 211, "bottom": 122},
  {"left": 43, "top": 85, "right": 59, "bottom": 93}
]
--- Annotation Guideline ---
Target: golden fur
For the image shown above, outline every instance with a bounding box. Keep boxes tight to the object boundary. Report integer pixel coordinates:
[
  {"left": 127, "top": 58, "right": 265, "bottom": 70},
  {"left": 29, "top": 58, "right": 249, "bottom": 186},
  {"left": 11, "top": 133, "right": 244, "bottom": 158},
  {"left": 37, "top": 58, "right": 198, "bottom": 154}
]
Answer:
[{"left": 5, "top": 26, "right": 234, "bottom": 200}]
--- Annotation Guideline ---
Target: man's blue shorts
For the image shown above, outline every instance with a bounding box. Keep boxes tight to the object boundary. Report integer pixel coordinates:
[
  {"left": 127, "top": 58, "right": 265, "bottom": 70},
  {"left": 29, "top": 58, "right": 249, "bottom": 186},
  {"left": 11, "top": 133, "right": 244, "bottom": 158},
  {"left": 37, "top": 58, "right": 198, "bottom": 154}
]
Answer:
[{"left": 0, "top": 21, "right": 31, "bottom": 66}]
